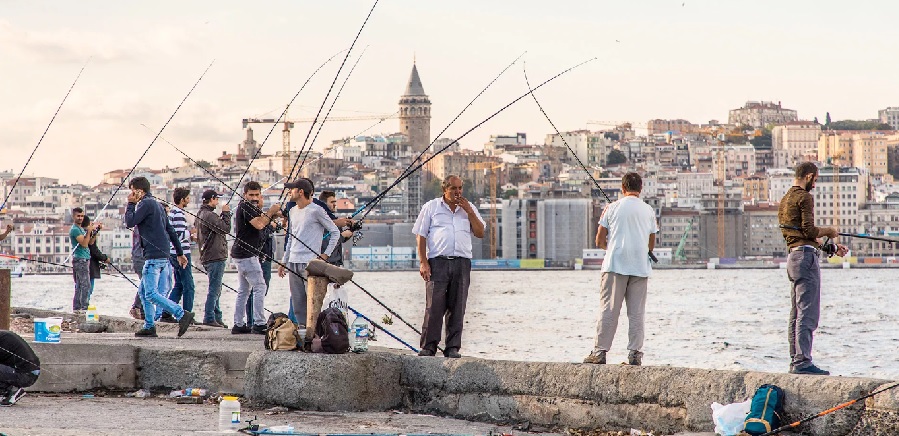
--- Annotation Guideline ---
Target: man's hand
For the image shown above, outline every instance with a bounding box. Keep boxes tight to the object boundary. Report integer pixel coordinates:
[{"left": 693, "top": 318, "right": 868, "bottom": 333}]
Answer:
[
  {"left": 278, "top": 265, "right": 287, "bottom": 278},
  {"left": 334, "top": 217, "right": 353, "bottom": 227},
  {"left": 267, "top": 203, "right": 282, "bottom": 217},
  {"left": 341, "top": 229, "right": 353, "bottom": 239},
  {"left": 458, "top": 196, "right": 474, "bottom": 214},
  {"left": 177, "top": 255, "right": 188, "bottom": 269},
  {"left": 4, "top": 224, "right": 12, "bottom": 233},
  {"left": 127, "top": 191, "right": 141, "bottom": 204},
  {"left": 835, "top": 244, "right": 849, "bottom": 257},
  {"left": 95, "top": 223, "right": 104, "bottom": 231},
  {"left": 221, "top": 203, "right": 231, "bottom": 213},
  {"left": 86, "top": 223, "right": 96, "bottom": 234},
  {"left": 319, "top": 253, "right": 329, "bottom": 261},
  {"left": 419, "top": 260, "right": 431, "bottom": 282},
  {"left": 822, "top": 227, "right": 839, "bottom": 239}
]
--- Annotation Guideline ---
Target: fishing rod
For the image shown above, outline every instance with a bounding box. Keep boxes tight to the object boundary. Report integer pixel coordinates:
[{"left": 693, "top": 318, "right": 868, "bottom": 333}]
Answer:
[
  {"left": 228, "top": 48, "right": 347, "bottom": 203},
  {"left": 347, "top": 305, "right": 418, "bottom": 353},
  {"left": 351, "top": 52, "right": 526, "bottom": 221},
  {"left": 522, "top": 61, "right": 658, "bottom": 264},
  {"left": 352, "top": 57, "right": 596, "bottom": 222},
  {"left": 0, "top": 253, "right": 138, "bottom": 287},
  {"left": 278, "top": 0, "right": 380, "bottom": 198},
  {"left": 0, "top": 60, "right": 88, "bottom": 212},
  {"left": 759, "top": 382, "right": 899, "bottom": 436},
  {"left": 779, "top": 225, "right": 899, "bottom": 244}
]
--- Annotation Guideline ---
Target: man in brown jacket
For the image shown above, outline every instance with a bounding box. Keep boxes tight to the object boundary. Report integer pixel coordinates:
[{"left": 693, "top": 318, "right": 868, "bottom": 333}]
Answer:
[
  {"left": 778, "top": 162, "right": 848, "bottom": 375},
  {"left": 196, "top": 190, "right": 232, "bottom": 328}
]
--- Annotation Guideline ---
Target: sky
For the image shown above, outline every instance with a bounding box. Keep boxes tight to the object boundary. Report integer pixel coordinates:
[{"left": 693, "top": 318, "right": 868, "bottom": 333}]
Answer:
[{"left": 2, "top": 0, "right": 899, "bottom": 185}]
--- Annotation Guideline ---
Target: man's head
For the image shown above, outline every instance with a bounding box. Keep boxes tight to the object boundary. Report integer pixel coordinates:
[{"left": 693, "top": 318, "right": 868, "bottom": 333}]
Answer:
[
  {"left": 72, "top": 207, "right": 84, "bottom": 226},
  {"left": 284, "top": 179, "right": 314, "bottom": 205},
  {"left": 319, "top": 190, "right": 337, "bottom": 212},
  {"left": 442, "top": 175, "right": 463, "bottom": 203},
  {"left": 201, "top": 189, "right": 220, "bottom": 207},
  {"left": 81, "top": 215, "right": 91, "bottom": 229},
  {"left": 129, "top": 177, "right": 151, "bottom": 199},
  {"left": 794, "top": 162, "right": 819, "bottom": 192},
  {"left": 243, "top": 181, "right": 263, "bottom": 206},
  {"left": 173, "top": 187, "right": 191, "bottom": 207},
  {"left": 621, "top": 172, "right": 643, "bottom": 195}
]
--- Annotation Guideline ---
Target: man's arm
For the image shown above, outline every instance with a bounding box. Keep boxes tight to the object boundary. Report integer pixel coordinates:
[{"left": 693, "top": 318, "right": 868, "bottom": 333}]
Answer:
[
  {"left": 165, "top": 219, "right": 185, "bottom": 258},
  {"left": 799, "top": 194, "right": 836, "bottom": 239},
  {"left": 458, "top": 198, "right": 485, "bottom": 238},
  {"left": 596, "top": 225, "right": 608, "bottom": 250},
  {"left": 648, "top": 233, "right": 656, "bottom": 252},
  {"left": 0, "top": 224, "right": 12, "bottom": 241},
  {"left": 249, "top": 203, "right": 281, "bottom": 230},
  {"left": 417, "top": 234, "right": 430, "bottom": 282},
  {"left": 319, "top": 209, "right": 340, "bottom": 258}
]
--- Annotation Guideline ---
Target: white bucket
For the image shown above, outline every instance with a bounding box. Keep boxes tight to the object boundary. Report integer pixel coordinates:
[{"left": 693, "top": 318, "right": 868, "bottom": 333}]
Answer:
[{"left": 34, "top": 317, "right": 63, "bottom": 343}]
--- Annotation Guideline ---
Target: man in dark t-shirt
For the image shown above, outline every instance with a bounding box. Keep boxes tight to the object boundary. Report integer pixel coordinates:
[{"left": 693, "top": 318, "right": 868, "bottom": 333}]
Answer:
[{"left": 0, "top": 330, "right": 40, "bottom": 406}]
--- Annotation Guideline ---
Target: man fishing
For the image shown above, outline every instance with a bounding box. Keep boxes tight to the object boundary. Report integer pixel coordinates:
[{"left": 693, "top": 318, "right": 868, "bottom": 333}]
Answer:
[
  {"left": 778, "top": 162, "right": 848, "bottom": 375},
  {"left": 0, "top": 330, "right": 40, "bottom": 406}
]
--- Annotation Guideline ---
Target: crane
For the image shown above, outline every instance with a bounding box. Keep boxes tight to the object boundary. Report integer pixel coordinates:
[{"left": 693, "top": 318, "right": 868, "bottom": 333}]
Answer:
[
  {"left": 242, "top": 110, "right": 398, "bottom": 178},
  {"left": 467, "top": 162, "right": 504, "bottom": 259},
  {"left": 715, "top": 136, "right": 727, "bottom": 259}
]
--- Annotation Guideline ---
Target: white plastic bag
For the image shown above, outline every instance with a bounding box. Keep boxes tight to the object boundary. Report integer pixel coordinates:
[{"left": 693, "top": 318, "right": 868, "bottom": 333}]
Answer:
[
  {"left": 322, "top": 283, "right": 349, "bottom": 321},
  {"left": 711, "top": 398, "right": 751, "bottom": 436}
]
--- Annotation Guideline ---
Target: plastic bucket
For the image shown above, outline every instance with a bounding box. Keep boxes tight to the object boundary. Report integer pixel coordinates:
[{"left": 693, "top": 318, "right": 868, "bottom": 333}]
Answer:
[{"left": 34, "top": 317, "right": 63, "bottom": 343}]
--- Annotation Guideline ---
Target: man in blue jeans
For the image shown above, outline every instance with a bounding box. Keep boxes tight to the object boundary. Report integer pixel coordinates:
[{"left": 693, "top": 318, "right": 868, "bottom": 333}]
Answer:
[
  {"left": 125, "top": 176, "right": 194, "bottom": 338},
  {"left": 160, "top": 187, "right": 195, "bottom": 323},
  {"left": 196, "top": 190, "right": 231, "bottom": 328}
]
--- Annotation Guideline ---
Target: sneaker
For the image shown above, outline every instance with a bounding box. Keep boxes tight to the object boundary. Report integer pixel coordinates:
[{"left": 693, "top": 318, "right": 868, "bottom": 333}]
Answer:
[
  {"left": 0, "top": 388, "right": 25, "bottom": 406},
  {"left": 790, "top": 364, "right": 830, "bottom": 375},
  {"left": 231, "top": 325, "right": 251, "bottom": 335},
  {"left": 628, "top": 350, "right": 644, "bottom": 366},
  {"left": 251, "top": 325, "right": 267, "bottom": 335},
  {"left": 134, "top": 327, "right": 158, "bottom": 338},
  {"left": 417, "top": 348, "right": 436, "bottom": 357},
  {"left": 129, "top": 307, "right": 143, "bottom": 320},
  {"left": 202, "top": 320, "right": 225, "bottom": 328},
  {"left": 443, "top": 349, "right": 462, "bottom": 359},
  {"left": 583, "top": 350, "right": 607, "bottom": 364},
  {"left": 177, "top": 312, "right": 194, "bottom": 337},
  {"left": 159, "top": 313, "right": 178, "bottom": 324},
  {"left": 216, "top": 320, "right": 229, "bottom": 329}
]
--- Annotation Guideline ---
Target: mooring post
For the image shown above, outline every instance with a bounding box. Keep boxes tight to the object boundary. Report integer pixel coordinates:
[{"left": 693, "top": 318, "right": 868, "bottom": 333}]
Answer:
[{"left": 0, "top": 269, "right": 10, "bottom": 330}]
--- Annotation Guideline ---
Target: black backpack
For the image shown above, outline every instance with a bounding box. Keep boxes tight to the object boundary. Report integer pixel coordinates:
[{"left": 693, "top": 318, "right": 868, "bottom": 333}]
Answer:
[
  {"left": 744, "top": 384, "right": 786, "bottom": 435},
  {"left": 311, "top": 307, "right": 349, "bottom": 354}
]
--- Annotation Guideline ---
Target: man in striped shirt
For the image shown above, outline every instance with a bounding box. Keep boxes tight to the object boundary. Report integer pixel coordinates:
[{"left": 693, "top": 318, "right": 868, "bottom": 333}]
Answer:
[{"left": 160, "top": 187, "right": 195, "bottom": 323}]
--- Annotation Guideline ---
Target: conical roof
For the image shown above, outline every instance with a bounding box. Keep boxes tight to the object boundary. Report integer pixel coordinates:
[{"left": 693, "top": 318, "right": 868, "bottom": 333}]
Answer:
[{"left": 403, "top": 64, "right": 426, "bottom": 96}]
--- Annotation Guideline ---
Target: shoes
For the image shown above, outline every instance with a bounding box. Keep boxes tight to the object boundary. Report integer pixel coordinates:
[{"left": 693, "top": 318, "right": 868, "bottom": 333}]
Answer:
[
  {"left": 231, "top": 325, "right": 251, "bottom": 335},
  {"left": 628, "top": 350, "right": 644, "bottom": 366},
  {"left": 790, "top": 364, "right": 830, "bottom": 376},
  {"left": 583, "top": 350, "right": 607, "bottom": 364},
  {"left": 129, "top": 307, "right": 143, "bottom": 320},
  {"left": 0, "top": 387, "right": 25, "bottom": 406},
  {"left": 216, "top": 320, "right": 229, "bottom": 329},
  {"left": 443, "top": 349, "right": 462, "bottom": 359},
  {"left": 177, "top": 312, "right": 194, "bottom": 337},
  {"left": 159, "top": 313, "right": 178, "bottom": 324},
  {"left": 251, "top": 325, "right": 267, "bottom": 335},
  {"left": 134, "top": 327, "right": 158, "bottom": 338},
  {"left": 417, "top": 348, "right": 436, "bottom": 357},
  {"left": 202, "top": 320, "right": 226, "bottom": 328}
]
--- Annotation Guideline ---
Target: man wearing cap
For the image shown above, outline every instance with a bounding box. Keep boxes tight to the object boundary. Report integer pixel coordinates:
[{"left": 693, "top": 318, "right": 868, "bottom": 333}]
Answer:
[
  {"left": 196, "top": 189, "right": 231, "bottom": 328},
  {"left": 278, "top": 178, "right": 339, "bottom": 328}
]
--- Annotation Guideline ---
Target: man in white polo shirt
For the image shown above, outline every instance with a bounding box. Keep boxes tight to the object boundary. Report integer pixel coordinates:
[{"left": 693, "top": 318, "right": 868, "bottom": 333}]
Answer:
[
  {"left": 412, "top": 175, "right": 485, "bottom": 358},
  {"left": 584, "top": 172, "right": 658, "bottom": 366}
]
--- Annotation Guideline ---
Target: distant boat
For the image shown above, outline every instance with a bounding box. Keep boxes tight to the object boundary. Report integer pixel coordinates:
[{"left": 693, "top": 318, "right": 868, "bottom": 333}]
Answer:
[{"left": 0, "top": 259, "right": 26, "bottom": 278}]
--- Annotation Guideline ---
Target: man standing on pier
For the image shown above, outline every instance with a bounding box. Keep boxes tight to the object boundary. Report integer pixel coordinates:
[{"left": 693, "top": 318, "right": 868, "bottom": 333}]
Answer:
[
  {"left": 778, "top": 162, "right": 847, "bottom": 375},
  {"left": 584, "top": 172, "right": 658, "bottom": 366},
  {"left": 413, "top": 175, "right": 485, "bottom": 359},
  {"left": 69, "top": 207, "right": 95, "bottom": 312},
  {"left": 196, "top": 190, "right": 231, "bottom": 328},
  {"left": 160, "top": 187, "right": 196, "bottom": 323}
]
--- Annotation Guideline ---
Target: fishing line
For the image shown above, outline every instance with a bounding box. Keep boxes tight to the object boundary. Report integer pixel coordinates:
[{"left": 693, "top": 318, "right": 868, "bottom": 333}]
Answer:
[
  {"left": 0, "top": 60, "right": 89, "bottom": 212},
  {"left": 0, "top": 254, "right": 136, "bottom": 286}
]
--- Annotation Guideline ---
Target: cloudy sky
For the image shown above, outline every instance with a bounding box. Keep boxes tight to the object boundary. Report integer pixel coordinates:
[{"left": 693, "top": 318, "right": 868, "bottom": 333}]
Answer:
[{"left": 2, "top": 0, "right": 898, "bottom": 184}]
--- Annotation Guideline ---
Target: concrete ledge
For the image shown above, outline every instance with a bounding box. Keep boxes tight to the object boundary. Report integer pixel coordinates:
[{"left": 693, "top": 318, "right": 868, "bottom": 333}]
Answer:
[
  {"left": 30, "top": 343, "right": 137, "bottom": 392},
  {"left": 137, "top": 348, "right": 249, "bottom": 393}
]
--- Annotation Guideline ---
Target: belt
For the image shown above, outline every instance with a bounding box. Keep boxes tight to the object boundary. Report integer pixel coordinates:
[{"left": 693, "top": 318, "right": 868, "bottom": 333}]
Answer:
[
  {"left": 790, "top": 246, "right": 818, "bottom": 254},
  {"left": 434, "top": 255, "right": 463, "bottom": 260}
]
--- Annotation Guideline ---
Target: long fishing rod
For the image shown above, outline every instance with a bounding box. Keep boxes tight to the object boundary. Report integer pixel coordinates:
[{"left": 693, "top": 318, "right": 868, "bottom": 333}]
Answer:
[
  {"left": 228, "top": 48, "right": 347, "bottom": 203},
  {"left": 522, "top": 61, "right": 658, "bottom": 264},
  {"left": 0, "top": 253, "right": 137, "bottom": 287},
  {"left": 779, "top": 225, "right": 899, "bottom": 244},
  {"left": 353, "top": 58, "right": 596, "bottom": 221},
  {"left": 759, "top": 382, "right": 899, "bottom": 436},
  {"left": 351, "top": 52, "right": 526, "bottom": 220},
  {"left": 0, "top": 60, "right": 89, "bottom": 212},
  {"left": 278, "top": 0, "right": 380, "bottom": 197},
  {"left": 347, "top": 305, "right": 418, "bottom": 353}
]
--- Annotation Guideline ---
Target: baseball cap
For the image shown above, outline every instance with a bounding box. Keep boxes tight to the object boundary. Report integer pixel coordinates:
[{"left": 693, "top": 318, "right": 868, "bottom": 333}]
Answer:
[
  {"left": 201, "top": 190, "right": 221, "bottom": 202},
  {"left": 284, "top": 179, "right": 314, "bottom": 193}
]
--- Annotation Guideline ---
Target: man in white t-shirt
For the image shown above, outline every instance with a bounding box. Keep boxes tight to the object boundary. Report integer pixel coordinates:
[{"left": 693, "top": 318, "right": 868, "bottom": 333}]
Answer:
[{"left": 584, "top": 172, "right": 658, "bottom": 366}]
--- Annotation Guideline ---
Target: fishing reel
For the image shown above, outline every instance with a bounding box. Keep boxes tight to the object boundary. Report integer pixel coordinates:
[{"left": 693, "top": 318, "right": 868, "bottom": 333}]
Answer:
[
  {"left": 820, "top": 237, "right": 838, "bottom": 258},
  {"left": 348, "top": 219, "right": 363, "bottom": 232}
]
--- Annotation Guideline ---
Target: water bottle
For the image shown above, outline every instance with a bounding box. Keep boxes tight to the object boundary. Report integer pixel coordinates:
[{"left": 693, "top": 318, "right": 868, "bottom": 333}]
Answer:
[
  {"left": 218, "top": 396, "right": 241, "bottom": 432},
  {"left": 85, "top": 305, "right": 99, "bottom": 323},
  {"left": 351, "top": 315, "right": 370, "bottom": 353}
]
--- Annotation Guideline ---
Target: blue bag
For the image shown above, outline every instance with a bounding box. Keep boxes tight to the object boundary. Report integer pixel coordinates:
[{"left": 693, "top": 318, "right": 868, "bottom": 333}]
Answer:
[{"left": 744, "top": 384, "right": 786, "bottom": 435}]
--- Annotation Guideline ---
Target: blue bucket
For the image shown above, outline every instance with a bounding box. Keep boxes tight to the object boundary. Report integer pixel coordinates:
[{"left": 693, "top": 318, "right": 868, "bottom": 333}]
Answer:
[{"left": 34, "top": 317, "right": 62, "bottom": 343}]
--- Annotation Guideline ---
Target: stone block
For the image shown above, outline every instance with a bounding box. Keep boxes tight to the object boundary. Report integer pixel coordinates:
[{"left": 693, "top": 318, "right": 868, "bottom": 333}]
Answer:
[{"left": 30, "top": 343, "right": 137, "bottom": 392}]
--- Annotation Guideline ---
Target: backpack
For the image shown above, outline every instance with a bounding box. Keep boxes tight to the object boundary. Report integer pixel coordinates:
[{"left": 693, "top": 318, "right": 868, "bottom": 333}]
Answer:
[
  {"left": 744, "top": 384, "right": 786, "bottom": 435},
  {"left": 264, "top": 312, "right": 301, "bottom": 351},
  {"left": 311, "top": 307, "right": 350, "bottom": 354}
]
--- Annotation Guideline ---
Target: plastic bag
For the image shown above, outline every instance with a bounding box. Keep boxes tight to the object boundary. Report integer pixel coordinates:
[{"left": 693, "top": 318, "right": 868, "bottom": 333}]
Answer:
[
  {"left": 321, "top": 283, "right": 349, "bottom": 321},
  {"left": 711, "top": 398, "right": 752, "bottom": 436}
]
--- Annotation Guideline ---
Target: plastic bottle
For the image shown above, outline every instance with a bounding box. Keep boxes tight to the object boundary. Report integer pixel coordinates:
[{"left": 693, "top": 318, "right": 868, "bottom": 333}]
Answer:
[
  {"left": 169, "top": 388, "right": 208, "bottom": 397},
  {"left": 85, "top": 305, "right": 99, "bottom": 323},
  {"left": 218, "top": 396, "right": 241, "bottom": 432},
  {"left": 351, "top": 315, "right": 370, "bottom": 353}
]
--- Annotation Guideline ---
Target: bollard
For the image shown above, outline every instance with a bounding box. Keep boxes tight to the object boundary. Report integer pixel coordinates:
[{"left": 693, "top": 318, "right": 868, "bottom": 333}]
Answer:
[
  {"left": 305, "top": 275, "right": 329, "bottom": 343},
  {"left": 0, "top": 269, "right": 9, "bottom": 330}
]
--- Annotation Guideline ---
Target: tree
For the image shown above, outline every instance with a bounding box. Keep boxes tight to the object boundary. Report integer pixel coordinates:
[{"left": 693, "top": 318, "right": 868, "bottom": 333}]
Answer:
[
  {"left": 195, "top": 160, "right": 212, "bottom": 169},
  {"left": 422, "top": 177, "right": 442, "bottom": 201},
  {"left": 750, "top": 132, "right": 772, "bottom": 149},
  {"left": 607, "top": 149, "right": 627, "bottom": 165},
  {"left": 826, "top": 112, "right": 832, "bottom": 126},
  {"left": 813, "top": 116, "right": 819, "bottom": 124},
  {"left": 502, "top": 189, "right": 518, "bottom": 199}
]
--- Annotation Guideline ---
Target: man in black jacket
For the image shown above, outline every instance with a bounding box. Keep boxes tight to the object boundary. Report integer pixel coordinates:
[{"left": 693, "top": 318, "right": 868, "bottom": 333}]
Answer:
[
  {"left": 197, "top": 190, "right": 231, "bottom": 328},
  {"left": 0, "top": 330, "right": 40, "bottom": 406}
]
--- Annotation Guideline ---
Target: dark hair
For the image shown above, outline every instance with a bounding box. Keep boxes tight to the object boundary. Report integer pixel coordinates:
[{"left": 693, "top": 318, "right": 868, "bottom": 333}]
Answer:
[
  {"left": 442, "top": 175, "right": 461, "bottom": 191},
  {"left": 72, "top": 207, "right": 84, "bottom": 215},
  {"left": 622, "top": 172, "right": 642, "bottom": 193},
  {"left": 129, "top": 176, "right": 151, "bottom": 193},
  {"left": 795, "top": 162, "right": 818, "bottom": 179},
  {"left": 173, "top": 187, "right": 190, "bottom": 204},
  {"left": 244, "top": 181, "right": 262, "bottom": 193},
  {"left": 81, "top": 215, "right": 91, "bottom": 227},
  {"left": 319, "top": 190, "right": 336, "bottom": 202},
  {"left": 301, "top": 177, "right": 315, "bottom": 192}
]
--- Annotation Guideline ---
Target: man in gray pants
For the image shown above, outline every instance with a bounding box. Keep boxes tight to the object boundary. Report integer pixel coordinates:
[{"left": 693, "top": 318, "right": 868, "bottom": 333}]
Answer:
[{"left": 778, "top": 162, "right": 848, "bottom": 375}]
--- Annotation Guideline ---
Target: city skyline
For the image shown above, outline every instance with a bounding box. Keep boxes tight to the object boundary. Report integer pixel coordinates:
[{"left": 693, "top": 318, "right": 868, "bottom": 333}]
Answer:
[{"left": 3, "top": 0, "right": 899, "bottom": 184}]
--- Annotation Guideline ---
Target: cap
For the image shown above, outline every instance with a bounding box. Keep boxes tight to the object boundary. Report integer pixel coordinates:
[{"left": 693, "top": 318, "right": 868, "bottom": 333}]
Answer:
[
  {"left": 284, "top": 179, "right": 314, "bottom": 193},
  {"left": 201, "top": 190, "right": 221, "bottom": 202}
]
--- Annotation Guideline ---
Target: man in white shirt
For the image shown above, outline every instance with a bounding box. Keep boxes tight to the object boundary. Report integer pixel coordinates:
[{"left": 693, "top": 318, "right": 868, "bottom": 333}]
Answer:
[
  {"left": 584, "top": 172, "right": 658, "bottom": 366},
  {"left": 412, "top": 175, "right": 485, "bottom": 358},
  {"left": 278, "top": 178, "right": 339, "bottom": 327}
]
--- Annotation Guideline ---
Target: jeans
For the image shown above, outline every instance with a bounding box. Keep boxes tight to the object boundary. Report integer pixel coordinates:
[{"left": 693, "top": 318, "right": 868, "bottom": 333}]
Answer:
[
  {"left": 233, "top": 257, "right": 266, "bottom": 327},
  {"left": 72, "top": 258, "right": 91, "bottom": 311},
  {"left": 249, "top": 259, "right": 272, "bottom": 326},
  {"left": 167, "top": 253, "right": 195, "bottom": 312},
  {"left": 286, "top": 263, "right": 308, "bottom": 327},
  {"left": 132, "top": 259, "right": 145, "bottom": 309},
  {"left": 140, "top": 258, "right": 185, "bottom": 329},
  {"left": 0, "top": 364, "right": 38, "bottom": 390},
  {"left": 202, "top": 260, "right": 226, "bottom": 324},
  {"left": 786, "top": 249, "right": 821, "bottom": 370}
]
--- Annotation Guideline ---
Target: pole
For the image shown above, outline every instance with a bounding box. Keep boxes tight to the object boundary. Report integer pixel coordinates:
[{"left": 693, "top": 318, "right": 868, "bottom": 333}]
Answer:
[{"left": 0, "top": 269, "right": 10, "bottom": 330}]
